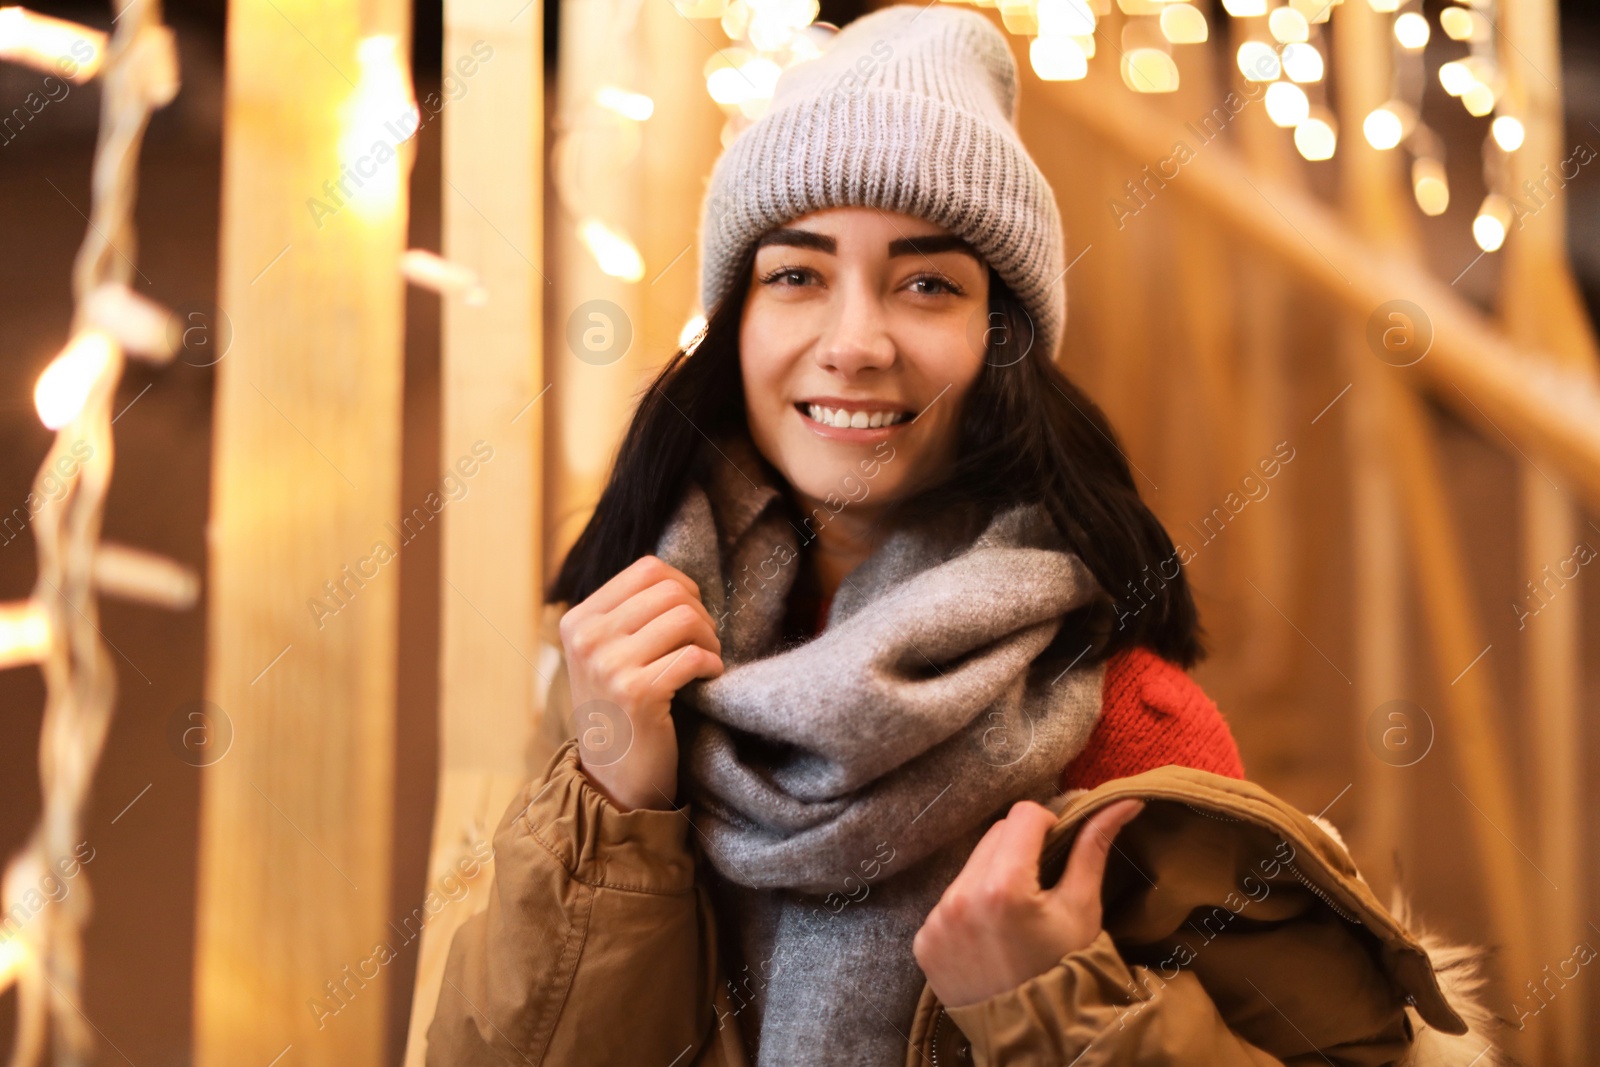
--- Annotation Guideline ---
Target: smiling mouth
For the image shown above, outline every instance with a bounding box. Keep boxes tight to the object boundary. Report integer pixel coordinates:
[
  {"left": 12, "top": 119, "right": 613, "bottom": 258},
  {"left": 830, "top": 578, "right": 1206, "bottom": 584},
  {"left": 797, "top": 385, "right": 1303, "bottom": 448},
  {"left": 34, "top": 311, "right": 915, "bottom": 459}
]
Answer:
[{"left": 796, "top": 402, "right": 914, "bottom": 429}]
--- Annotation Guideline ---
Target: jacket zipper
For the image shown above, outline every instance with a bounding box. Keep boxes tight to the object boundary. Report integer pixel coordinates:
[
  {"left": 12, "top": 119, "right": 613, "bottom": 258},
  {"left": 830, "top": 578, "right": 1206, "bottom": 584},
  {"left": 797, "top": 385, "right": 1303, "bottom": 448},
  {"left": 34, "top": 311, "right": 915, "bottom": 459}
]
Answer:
[{"left": 1286, "top": 861, "right": 1364, "bottom": 925}]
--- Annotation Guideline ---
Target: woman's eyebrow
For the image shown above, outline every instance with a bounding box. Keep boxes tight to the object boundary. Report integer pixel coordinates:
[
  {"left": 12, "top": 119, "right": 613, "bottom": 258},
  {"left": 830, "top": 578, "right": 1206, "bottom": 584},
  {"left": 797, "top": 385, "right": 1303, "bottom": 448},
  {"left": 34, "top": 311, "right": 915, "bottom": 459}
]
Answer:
[
  {"left": 753, "top": 229, "right": 979, "bottom": 262},
  {"left": 756, "top": 228, "right": 836, "bottom": 253},
  {"left": 887, "top": 234, "right": 980, "bottom": 261}
]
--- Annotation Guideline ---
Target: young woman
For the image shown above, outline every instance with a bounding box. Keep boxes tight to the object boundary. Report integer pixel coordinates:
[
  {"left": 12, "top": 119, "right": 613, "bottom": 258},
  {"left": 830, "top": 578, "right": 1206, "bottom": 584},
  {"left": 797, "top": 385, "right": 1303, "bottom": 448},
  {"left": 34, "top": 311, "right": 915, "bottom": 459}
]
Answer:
[{"left": 423, "top": 6, "right": 1315, "bottom": 1065}]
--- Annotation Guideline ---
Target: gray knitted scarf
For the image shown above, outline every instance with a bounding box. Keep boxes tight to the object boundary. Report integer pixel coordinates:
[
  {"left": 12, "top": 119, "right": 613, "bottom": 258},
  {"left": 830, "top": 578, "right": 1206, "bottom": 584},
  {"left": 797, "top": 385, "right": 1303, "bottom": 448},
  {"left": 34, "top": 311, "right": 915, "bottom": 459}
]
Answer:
[{"left": 656, "top": 434, "right": 1106, "bottom": 1066}]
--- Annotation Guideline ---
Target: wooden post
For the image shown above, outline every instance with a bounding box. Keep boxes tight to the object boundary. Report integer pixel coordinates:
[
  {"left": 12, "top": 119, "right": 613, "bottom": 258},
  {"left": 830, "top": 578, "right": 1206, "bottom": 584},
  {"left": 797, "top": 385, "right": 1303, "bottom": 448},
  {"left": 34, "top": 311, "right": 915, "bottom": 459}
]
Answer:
[
  {"left": 401, "top": 1, "right": 544, "bottom": 1063},
  {"left": 1497, "top": 0, "right": 1598, "bottom": 1059},
  {"left": 1333, "top": 0, "right": 1414, "bottom": 901},
  {"left": 195, "top": 0, "right": 409, "bottom": 1063}
]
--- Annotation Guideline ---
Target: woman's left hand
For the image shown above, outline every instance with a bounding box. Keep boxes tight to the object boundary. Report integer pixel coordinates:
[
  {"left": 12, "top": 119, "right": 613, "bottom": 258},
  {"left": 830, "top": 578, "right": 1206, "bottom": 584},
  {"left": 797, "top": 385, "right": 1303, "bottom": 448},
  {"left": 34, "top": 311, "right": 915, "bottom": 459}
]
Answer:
[{"left": 912, "top": 797, "right": 1146, "bottom": 1008}]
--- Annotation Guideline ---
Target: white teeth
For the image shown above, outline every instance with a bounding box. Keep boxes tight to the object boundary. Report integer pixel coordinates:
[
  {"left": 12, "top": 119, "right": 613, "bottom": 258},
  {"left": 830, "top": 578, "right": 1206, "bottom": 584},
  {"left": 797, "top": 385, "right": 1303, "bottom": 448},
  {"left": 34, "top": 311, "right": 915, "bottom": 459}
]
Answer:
[{"left": 804, "top": 403, "right": 905, "bottom": 428}]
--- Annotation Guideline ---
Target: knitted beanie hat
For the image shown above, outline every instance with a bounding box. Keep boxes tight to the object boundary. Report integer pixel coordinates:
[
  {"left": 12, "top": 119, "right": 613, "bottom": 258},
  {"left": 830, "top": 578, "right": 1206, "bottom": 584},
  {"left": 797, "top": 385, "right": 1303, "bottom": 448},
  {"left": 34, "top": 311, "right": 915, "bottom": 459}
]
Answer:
[{"left": 697, "top": 4, "right": 1067, "bottom": 360}]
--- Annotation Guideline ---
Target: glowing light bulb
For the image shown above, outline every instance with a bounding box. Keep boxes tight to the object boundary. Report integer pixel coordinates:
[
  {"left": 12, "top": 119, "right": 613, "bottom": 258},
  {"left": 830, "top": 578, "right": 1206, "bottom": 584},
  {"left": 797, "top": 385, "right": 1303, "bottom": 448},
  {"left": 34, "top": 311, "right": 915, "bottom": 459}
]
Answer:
[
  {"left": 596, "top": 86, "right": 654, "bottom": 121},
  {"left": 1264, "top": 81, "right": 1310, "bottom": 127},
  {"left": 1294, "top": 113, "right": 1337, "bottom": 160},
  {"left": 1363, "top": 105, "right": 1405, "bottom": 149},
  {"left": 1366, "top": 0, "right": 1399, "bottom": 9},
  {"left": 1412, "top": 157, "right": 1449, "bottom": 216},
  {"left": 1268, "top": 7, "right": 1308, "bottom": 43},
  {"left": 35, "top": 330, "right": 115, "bottom": 430},
  {"left": 1439, "top": 6, "right": 1483, "bottom": 41},
  {"left": 578, "top": 219, "right": 646, "bottom": 282},
  {"left": 1281, "top": 42, "right": 1324, "bottom": 82},
  {"left": 338, "top": 36, "right": 416, "bottom": 221},
  {"left": 1491, "top": 115, "right": 1525, "bottom": 151},
  {"left": 1030, "top": 34, "right": 1089, "bottom": 80},
  {"left": 1438, "top": 60, "right": 1474, "bottom": 95},
  {"left": 1121, "top": 48, "right": 1180, "bottom": 92},
  {"left": 1221, "top": 0, "right": 1267, "bottom": 14},
  {"left": 1472, "top": 193, "right": 1512, "bottom": 251},
  {"left": 1237, "top": 40, "right": 1281, "bottom": 81},
  {"left": 1461, "top": 81, "right": 1495, "bottom": 116},
  {"left": 0, "top": 7, "right": 105, "bottom": 82},
  {"left": 1159, "top": 3, "right": 1208, "bottom": 44},
  {"left": 679, "top": 313, "right": 707, "bottom": 351},
  {"left": 0, "top": 930, "right": 31, "bottom": 991},
  {"left": 1393, "top": 12, "right": 1429, "bottom": 49},
  {"left": 1038, "top": 0, "right": 1097, "bottom": 36}
]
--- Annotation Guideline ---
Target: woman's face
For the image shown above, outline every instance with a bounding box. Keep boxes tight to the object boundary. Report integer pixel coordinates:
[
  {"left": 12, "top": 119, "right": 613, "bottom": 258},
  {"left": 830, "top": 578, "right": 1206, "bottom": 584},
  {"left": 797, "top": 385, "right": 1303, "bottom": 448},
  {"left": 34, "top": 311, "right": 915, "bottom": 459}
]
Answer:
[{"left": 739, "top": 207, "right": 991, "bottom": 521}]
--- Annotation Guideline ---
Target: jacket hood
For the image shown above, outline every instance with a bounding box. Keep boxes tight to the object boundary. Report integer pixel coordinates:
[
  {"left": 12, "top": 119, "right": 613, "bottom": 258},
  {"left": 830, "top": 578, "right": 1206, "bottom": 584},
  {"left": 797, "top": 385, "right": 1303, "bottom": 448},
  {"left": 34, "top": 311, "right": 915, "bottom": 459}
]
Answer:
[{"left": 1032, "top": 765, "right": 1504, "bottom": 1063}]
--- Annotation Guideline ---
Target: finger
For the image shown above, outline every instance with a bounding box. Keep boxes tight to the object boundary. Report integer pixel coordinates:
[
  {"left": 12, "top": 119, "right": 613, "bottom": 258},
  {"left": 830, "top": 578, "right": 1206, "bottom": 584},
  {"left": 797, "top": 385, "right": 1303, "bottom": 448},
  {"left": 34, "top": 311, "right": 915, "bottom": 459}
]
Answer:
[
  {"left": 1055, "top": 799, "right": 1145, "bottom": 906},
  {"left": 582, "top": 555, "right": 701, "bottom": 617},
  {"left": 641, "top": 642, "right": 724, "bottom": 698},
  {"left": 969, "top": 801, "right": 1059, "bottom": 894},
  {"left": 609, "top": 578, "right": 720, "bottom": 647},
  {"left": 620, "top": 602, "right": 722, "bottom": 667}
]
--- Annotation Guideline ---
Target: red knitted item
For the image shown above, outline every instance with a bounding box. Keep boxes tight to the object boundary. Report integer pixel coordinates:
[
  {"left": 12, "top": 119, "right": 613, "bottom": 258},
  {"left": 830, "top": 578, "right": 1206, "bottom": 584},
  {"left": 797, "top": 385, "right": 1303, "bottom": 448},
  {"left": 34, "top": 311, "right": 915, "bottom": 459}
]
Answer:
[{"left": 1060, "top": 646, "right": 1246, "bottom": 791}]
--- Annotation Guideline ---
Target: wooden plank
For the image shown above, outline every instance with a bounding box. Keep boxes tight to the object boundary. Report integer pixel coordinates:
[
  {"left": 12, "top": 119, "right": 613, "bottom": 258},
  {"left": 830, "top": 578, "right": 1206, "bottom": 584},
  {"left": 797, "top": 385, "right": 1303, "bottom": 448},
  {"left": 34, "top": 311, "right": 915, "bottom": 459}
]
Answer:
[
  {"left": 194, "top": 0, "right": 409, "bottom": 1063},
  {"left": 401, "top": 1, "right": 544, "bottom": 1063},
  {"left": 1496, "top": 0, "right": 1596, "bottom": 1059},
  {"left": 1031, "top": 77, "right": 1600, "bottom": 517},
  {"left": 1333, "top": 0, "right": 1413, "bottom": 902}
]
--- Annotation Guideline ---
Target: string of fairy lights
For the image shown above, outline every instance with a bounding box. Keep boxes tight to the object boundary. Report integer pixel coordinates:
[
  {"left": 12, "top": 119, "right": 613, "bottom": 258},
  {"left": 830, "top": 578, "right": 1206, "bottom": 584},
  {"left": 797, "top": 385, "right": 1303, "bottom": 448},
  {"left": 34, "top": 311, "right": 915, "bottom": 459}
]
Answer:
[
  {"left": 0, "top": 4, "right": 193, "bottom": 1064},
  {"left": 572, "top": 0, "right": 1523, "bottom": 286},
  {"left": 0, "top": 4, "right": 474, "bottom": 1063}
]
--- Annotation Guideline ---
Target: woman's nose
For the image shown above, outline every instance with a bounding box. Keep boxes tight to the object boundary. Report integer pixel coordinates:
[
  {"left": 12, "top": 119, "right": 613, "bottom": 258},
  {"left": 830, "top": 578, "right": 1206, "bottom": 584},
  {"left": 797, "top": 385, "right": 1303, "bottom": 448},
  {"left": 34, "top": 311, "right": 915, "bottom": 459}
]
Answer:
[{"left": 814, "top": 282, "right": 896, "bottom": 375}]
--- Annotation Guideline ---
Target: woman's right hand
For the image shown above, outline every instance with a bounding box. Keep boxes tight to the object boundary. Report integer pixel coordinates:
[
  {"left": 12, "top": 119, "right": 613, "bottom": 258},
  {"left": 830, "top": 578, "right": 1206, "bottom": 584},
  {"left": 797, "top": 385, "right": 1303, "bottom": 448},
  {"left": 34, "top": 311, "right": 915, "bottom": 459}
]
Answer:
[{"left": 558, "top": 555, "right": 725, "bottom": 812}]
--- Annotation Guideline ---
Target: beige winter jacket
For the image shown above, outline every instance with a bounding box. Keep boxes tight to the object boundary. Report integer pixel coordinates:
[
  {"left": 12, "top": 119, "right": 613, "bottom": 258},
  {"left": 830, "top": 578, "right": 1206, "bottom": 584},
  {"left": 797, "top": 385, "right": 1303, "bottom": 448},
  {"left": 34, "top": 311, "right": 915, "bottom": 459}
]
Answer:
[{"left": 425, "top": 728, "right": 1503, "bottom": 1066}]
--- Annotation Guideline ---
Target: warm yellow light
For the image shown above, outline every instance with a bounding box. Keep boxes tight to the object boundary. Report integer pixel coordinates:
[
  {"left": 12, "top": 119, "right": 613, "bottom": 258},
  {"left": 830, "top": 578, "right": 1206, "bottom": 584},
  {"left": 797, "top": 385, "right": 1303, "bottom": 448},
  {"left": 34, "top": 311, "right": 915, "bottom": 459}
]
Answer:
[
  {"left": 672, "top": 0, "right": 728, "bottom": 17},
  {"left": 1289, "top": 0, "right": 1334, "bottom": 23},
  {"left": 1121, "top": 48, "right": 1179, "bottom": 92},
  {"left": 1472, "top": 193, "right": 1512, "bottom": 251},
  {"left": 1221, "top": 0, "right": 1267, "bottom": 14},
  {"left": 1439, "top": 6, "right": 1484, "bottom": 41},
  {"left": 1281, "top": 42, "right": 1324, "bottom": 82},
  {"left": 1366, "top": 0, "right": 1399, "bottom": 9},
  {"left": 1294, "top": 113, "right": 1337, "bottom": 160},
  {"left": 35, "top": 330, "right": 115, "bottom": 430},
  {"left": 596, "top": 86, "right": 654, "bottom": 121},
  {"left": 578, "top": 219, "right": 646, "bottom": 282},
  {"left": 1264, "top": 81, "right": 1309, "bottom": 127},
  {"left": 999, "top": 0, "right": 1039, "bottom": 34},
  {"left": 1363, "top": 105, "right": 1405, "bottom": 149},
  {"left": 0, "top": 933, "right": 30, "bottom": 993},
  {"left": 338, "top": 35, "right": 416, "bottom": 222},
  {"left": 1237, "top": 40, "right": 1281, "bottom": 81},
  {"left": 679, "top": 313, "right": 708, "bottom": 351},
  {"left": 1268, "top": 7, "right": 1308, "bottom": 43},
  {"left": 1159, "top": 4, "right": 1208, "bottom": 44},
  {"left": 0, "top": 7, "right": 105, "bottom": 82},
  {"left": 1393, "top": 12, "right": 1429, "bottom": 49},
  {"left": 1037, "top": 0, "right": 1096, "bottom": 38},
  {"left": 1461, "top": 81, "right": 1495, "bottom": 116},
  {"left": 1491, "top": 115, "right": 1525, "bottom": 151},
  {"left": 0, "top": 600, "right": 51, "bottom": 671},
  {"left": 1116, "top": 0, "right": 1165, "bottom": 14},
  {"left": 1030, "top": 34, "right": 1089, "bottom": 80},
  {"left": 1412, "top": 157, "right": 1450, "bottom": 216},
  {"left": 1075, "top": 33, "right": 1097, "bottom": 57},
  {"left": 1438, "top": 60, "right": 1474, "bottom": 95}
]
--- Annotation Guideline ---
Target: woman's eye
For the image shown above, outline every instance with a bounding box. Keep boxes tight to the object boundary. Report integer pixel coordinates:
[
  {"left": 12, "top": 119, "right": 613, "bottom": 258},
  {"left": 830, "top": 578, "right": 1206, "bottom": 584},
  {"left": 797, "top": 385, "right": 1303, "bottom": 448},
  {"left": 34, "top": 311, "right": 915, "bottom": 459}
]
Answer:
[
  {"left": 908, "top": 275, "right": 961, "bottom": 296},
  {"left": 761, "top": 267, "right": 815, "bottom": 287}
]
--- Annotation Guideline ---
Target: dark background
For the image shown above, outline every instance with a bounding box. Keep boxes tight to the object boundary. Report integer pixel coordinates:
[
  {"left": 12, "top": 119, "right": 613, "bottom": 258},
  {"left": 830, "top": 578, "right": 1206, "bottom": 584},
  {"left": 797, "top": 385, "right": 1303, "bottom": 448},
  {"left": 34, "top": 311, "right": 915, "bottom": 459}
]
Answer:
[{"left": 0, "top": 1, "right": 1595, "bottom": 1063}]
